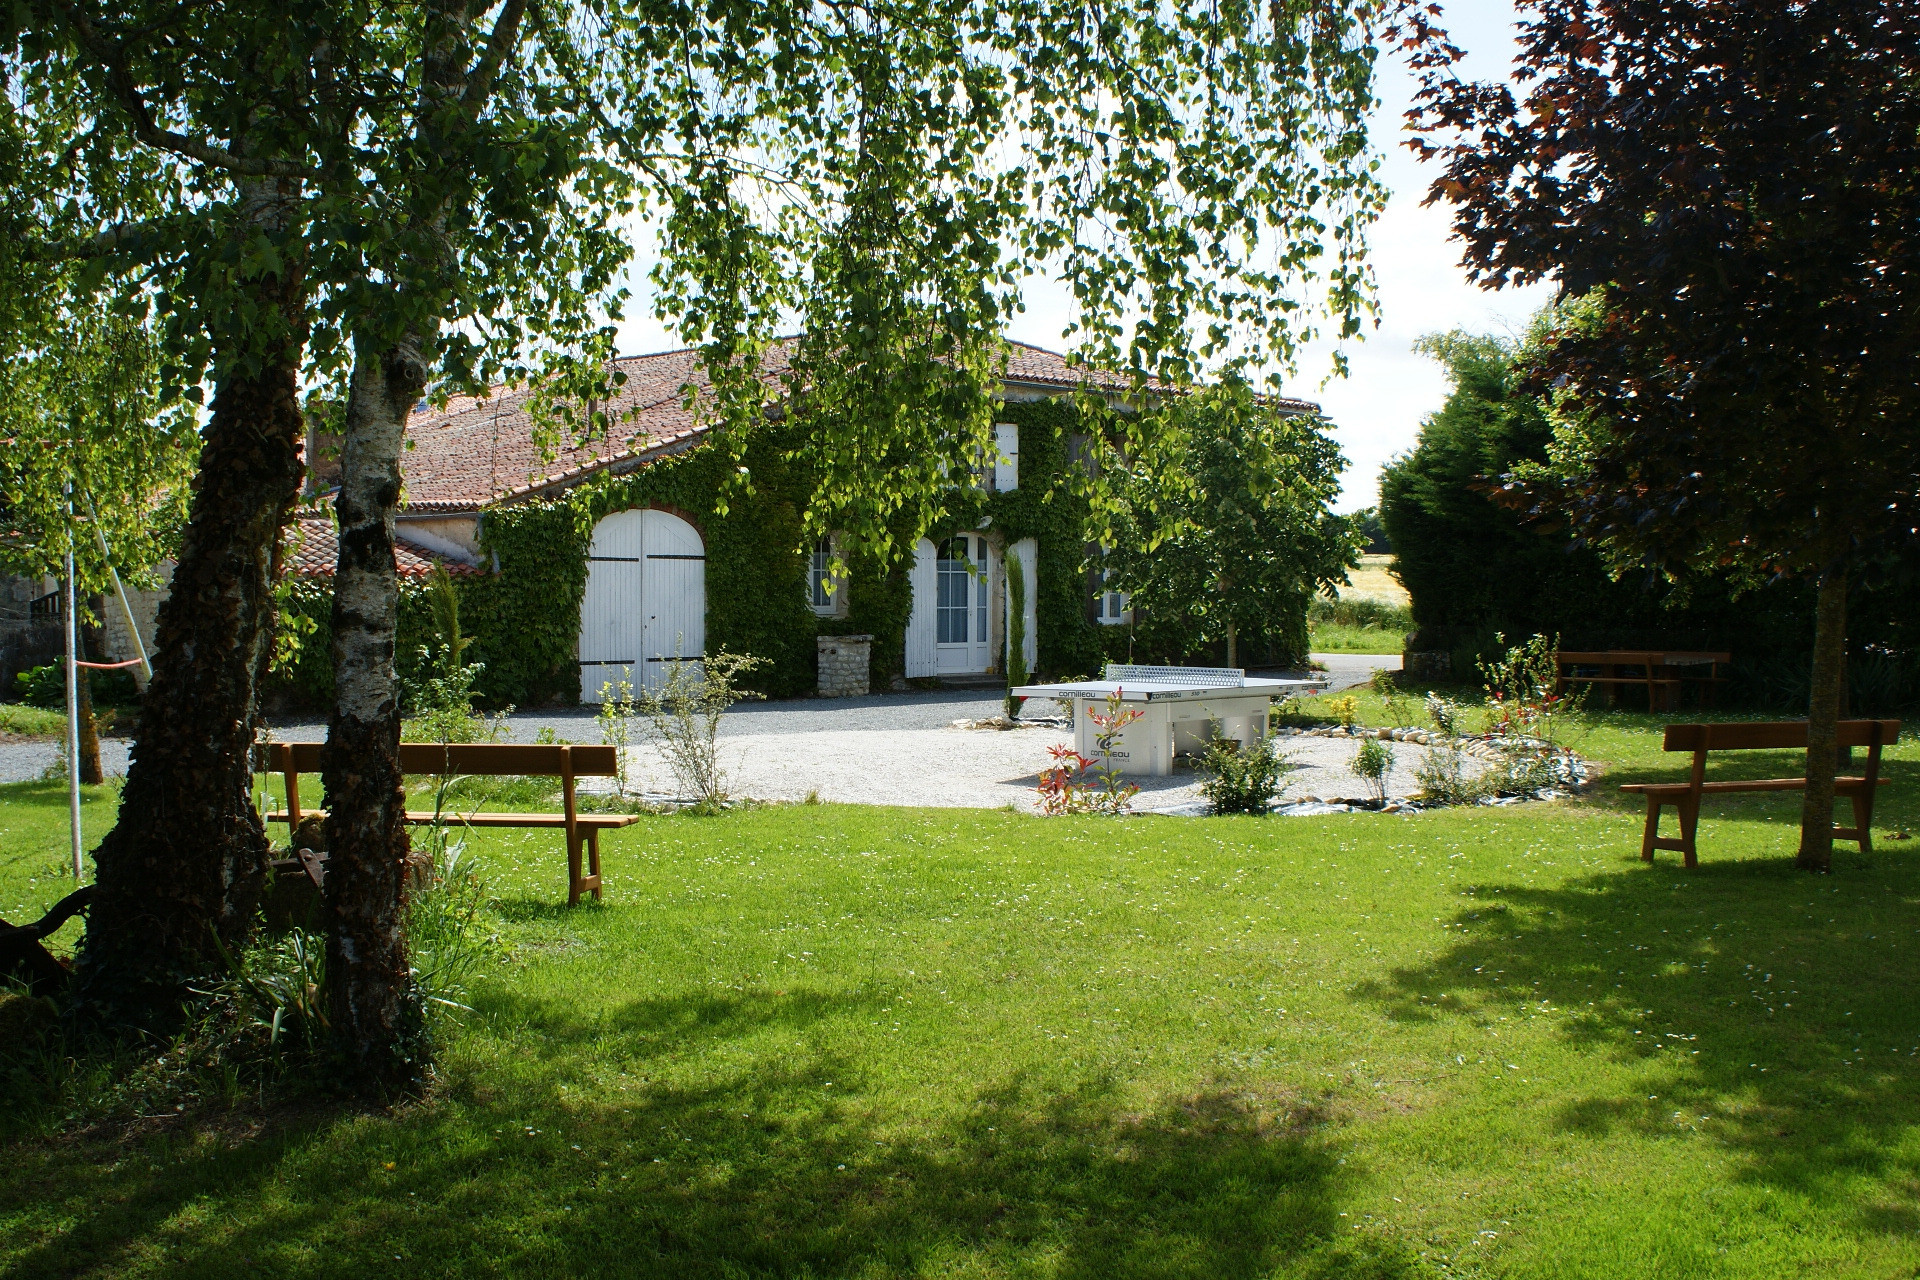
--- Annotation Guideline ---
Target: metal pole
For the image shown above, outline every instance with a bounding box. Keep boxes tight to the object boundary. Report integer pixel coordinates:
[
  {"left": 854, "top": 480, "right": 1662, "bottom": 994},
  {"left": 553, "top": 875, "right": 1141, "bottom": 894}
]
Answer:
[{"left": 63, "top": 516, "right": 84, "bottom": 880}]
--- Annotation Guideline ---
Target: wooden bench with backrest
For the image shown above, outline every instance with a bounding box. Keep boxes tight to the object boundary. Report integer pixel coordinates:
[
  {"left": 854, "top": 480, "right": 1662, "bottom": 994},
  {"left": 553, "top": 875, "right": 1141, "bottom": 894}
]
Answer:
[
  {"left": 1619, "top": 720, "right": 1899, "bottom": 867},
  {"left": 256, "top": 742, "right": 641, "bottom": 905},
  {"left": 1556, "top": 650, "right": 1731, "bottom": 712}
]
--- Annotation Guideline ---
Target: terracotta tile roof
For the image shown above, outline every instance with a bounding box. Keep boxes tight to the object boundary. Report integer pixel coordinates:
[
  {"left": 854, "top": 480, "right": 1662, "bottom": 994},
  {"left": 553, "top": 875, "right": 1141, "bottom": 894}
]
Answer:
[
  {"left": 286, "top": 518, "right": 482, "bottom": 579},
  {"left": 395, "top": 339, "right": 1319, "bottom": 512}
]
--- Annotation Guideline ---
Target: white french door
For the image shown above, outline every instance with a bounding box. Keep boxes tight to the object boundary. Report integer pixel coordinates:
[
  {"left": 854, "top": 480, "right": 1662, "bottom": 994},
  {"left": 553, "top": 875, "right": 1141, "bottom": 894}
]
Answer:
[{"left": 934, "top": 534, "right": 992, "bottom": 674}]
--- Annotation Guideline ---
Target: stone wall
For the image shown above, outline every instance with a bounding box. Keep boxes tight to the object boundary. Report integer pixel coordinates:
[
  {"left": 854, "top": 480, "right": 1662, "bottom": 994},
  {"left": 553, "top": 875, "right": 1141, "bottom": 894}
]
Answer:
[
  {"left": 99, "top": 561, "right": 172, "bottom": 686},
  {"left": 816, "top": 634, "right": 872, "bottom": 698}
]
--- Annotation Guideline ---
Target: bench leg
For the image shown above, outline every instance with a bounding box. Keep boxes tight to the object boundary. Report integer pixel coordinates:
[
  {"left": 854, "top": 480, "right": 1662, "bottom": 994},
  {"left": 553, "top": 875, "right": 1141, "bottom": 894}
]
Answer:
[
  {"left": 1848, "top": 790, "right": 1873, "bottom": 855},
  {"left": 588, "top": 829, "right": 603, "bottom": 901},
  {"left": 1642, "top": 795, "right": 1701, "bottom": 867},
  {"left": 567, "top": 833, "right": 583, "bottom": 907}
]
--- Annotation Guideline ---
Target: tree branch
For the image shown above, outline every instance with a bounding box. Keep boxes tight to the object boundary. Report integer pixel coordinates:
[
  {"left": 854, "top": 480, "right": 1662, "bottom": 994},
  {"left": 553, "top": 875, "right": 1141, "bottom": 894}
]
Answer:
[
  {"left": 60, "top": 3, "right": 322, "bottom": 180},
  {"left": 21, "top": 220, "right": 168, "bottom": 263},
  {"left": 463, "top": 0, "right": 530, "bottom": 114}
]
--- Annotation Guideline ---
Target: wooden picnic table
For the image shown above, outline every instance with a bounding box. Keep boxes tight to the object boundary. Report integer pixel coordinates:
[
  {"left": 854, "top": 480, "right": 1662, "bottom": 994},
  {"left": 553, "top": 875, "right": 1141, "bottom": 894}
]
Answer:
[{"left": 1554, "top": 650, "right": 1732, "bottom": 712}]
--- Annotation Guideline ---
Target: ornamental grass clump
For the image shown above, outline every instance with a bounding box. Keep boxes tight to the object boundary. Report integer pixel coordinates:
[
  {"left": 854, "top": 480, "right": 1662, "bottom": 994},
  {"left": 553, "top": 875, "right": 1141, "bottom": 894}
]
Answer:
[
  {"left": 1200, "top": 733, "right": 1289, "bottom": 815},
  {"left": 1370, "top": 668, "right": 1415, "bottom": 727}
]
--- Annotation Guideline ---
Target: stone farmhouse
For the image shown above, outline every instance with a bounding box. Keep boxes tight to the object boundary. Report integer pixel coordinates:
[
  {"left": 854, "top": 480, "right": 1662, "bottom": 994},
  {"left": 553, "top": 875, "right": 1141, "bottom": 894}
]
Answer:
[{"left": 66, "top": 339, "right": 1320, "bottom": 707}]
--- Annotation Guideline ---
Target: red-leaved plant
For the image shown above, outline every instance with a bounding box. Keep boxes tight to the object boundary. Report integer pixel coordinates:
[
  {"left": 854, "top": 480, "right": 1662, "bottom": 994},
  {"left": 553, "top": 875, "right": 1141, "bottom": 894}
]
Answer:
[{"left": 1036, "top": 690, "right": 1143, "bottom": 815}]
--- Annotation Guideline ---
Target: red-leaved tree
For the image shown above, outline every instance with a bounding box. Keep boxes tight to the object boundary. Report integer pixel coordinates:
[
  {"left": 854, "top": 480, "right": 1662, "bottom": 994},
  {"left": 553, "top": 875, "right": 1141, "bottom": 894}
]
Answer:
[{"left": 1416, "top": 0, "right": 1920, "bottom": 870}]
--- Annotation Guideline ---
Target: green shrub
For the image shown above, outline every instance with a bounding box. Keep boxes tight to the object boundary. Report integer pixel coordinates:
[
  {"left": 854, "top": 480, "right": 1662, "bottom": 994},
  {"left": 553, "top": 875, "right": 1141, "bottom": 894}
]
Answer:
[
  {"left": 1308, "top": 597, "right": 1413, "bottom": 632},
  {"left": 11, "top": 663, "right": 138, "bottom": 708},
  {"left": 0, "top": 703, "right": 66, "bottom": 736},
  {"left": 1350, "top": 736, "right": 1393, "bottom": 804},
  {"left": 1413, "top": 742, "right": 1481, "bottom": 806},
  {"left": 1199, "top": 734, "right": 1288, "bottom": 814}
]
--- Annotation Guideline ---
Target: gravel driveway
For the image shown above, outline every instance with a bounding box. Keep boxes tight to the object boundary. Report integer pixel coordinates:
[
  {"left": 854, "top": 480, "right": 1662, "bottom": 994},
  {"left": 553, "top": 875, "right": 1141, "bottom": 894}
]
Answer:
[{"left": 0, "top": 654, "right": 1406, "bottom": 807}]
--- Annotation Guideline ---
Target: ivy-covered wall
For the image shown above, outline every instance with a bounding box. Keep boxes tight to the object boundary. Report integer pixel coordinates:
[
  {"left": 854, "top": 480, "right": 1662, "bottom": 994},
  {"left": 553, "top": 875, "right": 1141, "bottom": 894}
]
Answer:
[
  {"left": 265, "top": 393, "right": 1122, "bottom": 709},
  {"left": 571, "top": 432, "right": 819, "bottom": 699}
]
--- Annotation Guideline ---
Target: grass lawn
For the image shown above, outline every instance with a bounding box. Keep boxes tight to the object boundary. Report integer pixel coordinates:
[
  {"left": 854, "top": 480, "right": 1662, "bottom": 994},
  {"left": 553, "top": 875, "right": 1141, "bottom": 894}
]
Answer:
[
  {"left": 0, "top": 703, "right": 66, "bottom": 740},
  {"left": 1307, "top": 623, "right": 1406, "bottom": 655},
  {"left": 2, "top": 697, "right": 1917, "bottom": 1279}
]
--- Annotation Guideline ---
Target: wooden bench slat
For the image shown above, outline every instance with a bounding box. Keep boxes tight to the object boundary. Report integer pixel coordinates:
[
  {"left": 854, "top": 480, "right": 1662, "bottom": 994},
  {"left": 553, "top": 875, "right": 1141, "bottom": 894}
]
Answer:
[
  {"left": 1561, "top": 675, "right": 1682, "bottom": 683},
  {"left": 255, "top": 741, "right": 620, "bottom": 777},
  {"left": 1621, "top": 777, "right": 1887, "bottom": 796},
  {"left": 265, "top": 809, "right": 643, "bottom": 828},
  {"left": 1662, "top": 720, "right": 1901, "bottom": 752}
]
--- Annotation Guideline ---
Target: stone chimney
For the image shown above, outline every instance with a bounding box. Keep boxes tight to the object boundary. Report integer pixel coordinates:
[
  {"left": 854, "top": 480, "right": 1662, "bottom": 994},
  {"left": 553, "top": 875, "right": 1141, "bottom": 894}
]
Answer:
[{"left": 304, "top": 407, "right": 343, "bottom": 494}]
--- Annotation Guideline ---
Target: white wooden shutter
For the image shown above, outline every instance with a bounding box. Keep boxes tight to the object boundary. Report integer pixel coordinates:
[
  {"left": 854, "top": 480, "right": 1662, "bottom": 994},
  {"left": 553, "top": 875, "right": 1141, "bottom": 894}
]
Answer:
[
  {"left": 904, "top": 538, "right": 939, "bottom": 676},
  {"left": 993, "top": 422, "right": 1019, "bottom": 493}
]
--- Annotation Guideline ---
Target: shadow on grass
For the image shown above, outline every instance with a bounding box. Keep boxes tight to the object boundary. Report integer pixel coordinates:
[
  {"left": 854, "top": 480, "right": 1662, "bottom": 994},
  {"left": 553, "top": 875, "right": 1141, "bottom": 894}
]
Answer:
[
  {"left": 1, "top": 987, "right": 1436, "bottom": 1279},
  {"left": 1354, "top": 850, "right": 1920, "bottom": 1235}
]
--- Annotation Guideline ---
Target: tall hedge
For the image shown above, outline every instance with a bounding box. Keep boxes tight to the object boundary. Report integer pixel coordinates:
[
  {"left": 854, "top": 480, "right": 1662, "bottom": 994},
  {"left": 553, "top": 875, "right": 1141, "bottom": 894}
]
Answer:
[{"left": 1380, "top": 330, "right": 1920, "bottom": 709}]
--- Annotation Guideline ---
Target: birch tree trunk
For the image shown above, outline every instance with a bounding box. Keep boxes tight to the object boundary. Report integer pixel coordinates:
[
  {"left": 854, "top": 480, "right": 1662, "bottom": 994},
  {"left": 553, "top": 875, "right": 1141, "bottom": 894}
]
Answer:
[
  {"left": 322, "top": 0, "right": 523, "bottom": 1087},
  {"left": 71, "top": 178, "right": 307, "bottom": 1030},
  {"left": 1797, "top": 565, "right": 1848, "bottom": 873},
  {"left": 322, "top": 335, "right": 427, "bottom": 1086}
]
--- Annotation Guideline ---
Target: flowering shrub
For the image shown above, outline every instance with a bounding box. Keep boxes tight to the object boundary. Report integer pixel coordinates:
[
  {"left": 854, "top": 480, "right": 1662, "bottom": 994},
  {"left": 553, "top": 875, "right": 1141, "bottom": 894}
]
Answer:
[
  {"left": 1325, "top": 695, "right": 1359, "bottom": 729},
  {"left": 1477, "top": 631, "right": 1584, "bottom": 746},
  {"left": 1036, "top": 690, "right": 1142, "bottom": 815},
  {"left": 1475, "top": 632, "right": 1589, "bottom": 799}
]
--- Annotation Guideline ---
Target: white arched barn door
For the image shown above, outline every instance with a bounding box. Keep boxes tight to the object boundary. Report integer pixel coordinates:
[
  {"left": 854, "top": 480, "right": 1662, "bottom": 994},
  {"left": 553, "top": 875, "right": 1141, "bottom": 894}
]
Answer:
[
  {"left": 639, "top": 509, "right": 705, "bottom": 687},
  {"left": 579, "top": 508, "right": 706, "bottom": 701}
]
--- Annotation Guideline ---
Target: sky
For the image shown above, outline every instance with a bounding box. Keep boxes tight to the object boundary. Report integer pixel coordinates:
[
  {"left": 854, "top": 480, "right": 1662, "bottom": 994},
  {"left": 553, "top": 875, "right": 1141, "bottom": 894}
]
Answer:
[{"left": 612, "top": 2, "right": 1556, "bottom": 514}]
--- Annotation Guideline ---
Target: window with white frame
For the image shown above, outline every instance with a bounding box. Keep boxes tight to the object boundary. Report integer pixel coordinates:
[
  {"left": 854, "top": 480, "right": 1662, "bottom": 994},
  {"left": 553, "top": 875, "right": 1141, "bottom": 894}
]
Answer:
[
  {"left": 1095, "top": 548, "right": 1130, "bottom": 624},
  {"left": 808, "top": 535, "right": 845, "bottom": 616}
]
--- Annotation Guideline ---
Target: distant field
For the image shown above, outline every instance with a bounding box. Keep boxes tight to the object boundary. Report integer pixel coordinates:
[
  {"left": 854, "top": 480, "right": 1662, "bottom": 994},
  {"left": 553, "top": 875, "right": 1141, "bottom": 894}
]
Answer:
[
  {"left": 1339, "top": 554, "right": 1407, "bottom": 607},
  {"left": 1310, "top": 557, "right": 1408, "bottom": 653}
]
